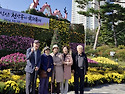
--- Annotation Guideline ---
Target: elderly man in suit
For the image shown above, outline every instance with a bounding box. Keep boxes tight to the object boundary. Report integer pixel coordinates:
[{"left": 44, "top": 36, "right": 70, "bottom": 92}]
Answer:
[
  {"left": 25, "top": 40, "right": 41, "bottom": 94},
  {"left": 72, "top": 45, "right": 88, "bottom": 94}
]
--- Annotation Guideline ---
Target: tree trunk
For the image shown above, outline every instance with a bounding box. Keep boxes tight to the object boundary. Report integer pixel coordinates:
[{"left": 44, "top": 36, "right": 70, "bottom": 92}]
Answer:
[
  {"left": 112, "top": 21, "right": 117, "bottom": 47},
  {"left": 93, "top": 23, "right": 101, "bottom": 50},
  {"left": 114, "top": 30, "right": 117, "bottom": 47},
  {"left": 93, "top": 1, "right": 101, "bottom": 50}
]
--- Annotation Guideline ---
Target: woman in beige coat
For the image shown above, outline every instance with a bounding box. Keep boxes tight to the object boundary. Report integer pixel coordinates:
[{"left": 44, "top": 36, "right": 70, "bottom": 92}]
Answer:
[
  {"left": 50, "top": 45, "right": 64, "bottom": 94},
  {"left": 61, "top": 46, "right": 73, "bottom": 94}
]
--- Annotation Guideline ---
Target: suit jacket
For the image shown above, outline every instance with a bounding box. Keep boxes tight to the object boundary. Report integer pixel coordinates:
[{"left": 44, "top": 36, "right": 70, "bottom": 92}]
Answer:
[
  {"left": 72, "top": 52, "right": 88, "bottom": 75},
  {"left": 25, "top": 48, "right": 41, "bottom": 73}
]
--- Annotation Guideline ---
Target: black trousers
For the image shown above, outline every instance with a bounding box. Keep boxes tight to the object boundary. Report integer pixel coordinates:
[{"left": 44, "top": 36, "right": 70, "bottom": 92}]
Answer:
[
  {"left": 51, "top": 82, "right": 60, "bottom": 94},
  {"left": 74, "top": 68, "right": 84, "bottom": 94}
]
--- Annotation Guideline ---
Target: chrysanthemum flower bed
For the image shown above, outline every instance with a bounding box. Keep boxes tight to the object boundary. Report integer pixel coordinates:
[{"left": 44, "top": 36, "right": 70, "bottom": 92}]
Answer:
[
  {"left": 0, "top": 52, "right": 26, "bottom": 71},
  {"left": 0, "top": 56, "right": 125, "bottom": 93}
]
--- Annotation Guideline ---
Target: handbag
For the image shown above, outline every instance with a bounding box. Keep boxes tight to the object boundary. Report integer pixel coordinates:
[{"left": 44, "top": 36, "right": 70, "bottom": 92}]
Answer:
[
  {"left": 39, "top": 57, "right": 50, "bottom": 78},
  {"left": 39, "top": 69, "right": 48, "bottom": 78}
]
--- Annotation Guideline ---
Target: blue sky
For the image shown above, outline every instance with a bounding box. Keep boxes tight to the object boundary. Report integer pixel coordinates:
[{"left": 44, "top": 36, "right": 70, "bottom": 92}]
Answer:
[{"left": 0, "top": 0, "right": 72, "bottom": 21}]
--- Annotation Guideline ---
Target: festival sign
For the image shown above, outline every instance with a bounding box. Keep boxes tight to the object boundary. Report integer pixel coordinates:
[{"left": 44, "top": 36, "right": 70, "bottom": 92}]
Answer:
[{"left": 0, "top": 8, "right": 49, "bottom": 29}]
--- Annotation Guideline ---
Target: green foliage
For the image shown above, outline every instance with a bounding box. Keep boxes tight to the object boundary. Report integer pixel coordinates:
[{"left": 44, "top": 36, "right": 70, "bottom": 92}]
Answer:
[
  {"left": 118, "top": 45, "right": 125, "bottom": 49},
  {"left": 115, "top": 49, "right": 125, "bottom": 61},
  {"left": 70, "top": 24, "right": 85, "bottom": 43},
  {"left": 76, "top": 1, "right": 125, "bottom": 48},
  {"left": 85, "top": 45, "right": 92, "bottom": 52},
  {"left": 17, "top": 80, "right": 25, "bottom": 94},
  {"left": 86, "top": 45, "right": 125, "bottom": 61},
  {"left": 0, "top": 19, "right": 85, "bottom": 56},
  {"left": 0, "top": 21, "right": 53, "bottom": 51},
  {"left": 85, "top": 29, "right": 96, "bottom": 45},
  {"left": 0, "top": 49, "right": 25, "bottom": 58},
  {"left": 76, "top": 0, "right": 103, "bottom": 18},
  {"left": 50, "top": 28, "right": 61, "bottom": 52},
  {"left": 0, "top": 82, "right": 5, "bottom": 94},
  {"left": 99, "top": 3, "right": 125, "bottom": 46}
]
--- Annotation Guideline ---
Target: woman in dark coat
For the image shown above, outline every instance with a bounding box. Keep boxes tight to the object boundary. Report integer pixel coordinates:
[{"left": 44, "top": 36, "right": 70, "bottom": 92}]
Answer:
[{"left": 39, "top": 46, "right": 54, "bottom": 94}]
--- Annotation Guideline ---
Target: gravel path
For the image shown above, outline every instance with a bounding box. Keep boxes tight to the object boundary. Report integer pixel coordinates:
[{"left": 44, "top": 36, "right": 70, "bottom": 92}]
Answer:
[{"left": 68, "top": 84, "right": 125, "bottom": 94}]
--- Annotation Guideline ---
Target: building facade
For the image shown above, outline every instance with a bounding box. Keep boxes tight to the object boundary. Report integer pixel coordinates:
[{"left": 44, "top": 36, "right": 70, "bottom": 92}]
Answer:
[
  {"left": 71, "top": 0, "right": 99, "bottom": 30},
  {"left": 71, "top": 0, "right": 124, "bottom": 30}
]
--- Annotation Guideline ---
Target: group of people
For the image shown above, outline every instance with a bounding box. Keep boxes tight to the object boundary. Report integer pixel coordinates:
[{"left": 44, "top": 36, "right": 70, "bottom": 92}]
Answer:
[{"left": 25, "top": 40, "right": 88, "bottom": 94}]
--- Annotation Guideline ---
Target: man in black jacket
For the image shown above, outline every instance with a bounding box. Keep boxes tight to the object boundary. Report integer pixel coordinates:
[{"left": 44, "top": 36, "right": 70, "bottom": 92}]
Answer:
[{"left": 72, "top": 45, "right": 88, "bottom": 94}]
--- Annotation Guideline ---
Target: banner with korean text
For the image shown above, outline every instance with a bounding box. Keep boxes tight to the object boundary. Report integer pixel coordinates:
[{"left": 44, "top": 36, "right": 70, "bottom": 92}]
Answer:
[{"left": 0, "top": 8, "right": 49, "bottom": 29}]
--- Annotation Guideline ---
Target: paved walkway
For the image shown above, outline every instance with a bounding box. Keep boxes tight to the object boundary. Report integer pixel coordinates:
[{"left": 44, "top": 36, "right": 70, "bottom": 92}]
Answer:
[{"left": 68, "top": 84, "right": 125, "bottom": 94}]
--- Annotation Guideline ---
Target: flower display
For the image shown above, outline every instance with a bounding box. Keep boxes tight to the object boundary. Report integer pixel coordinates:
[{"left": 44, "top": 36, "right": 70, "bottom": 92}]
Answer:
[
  {"left": 4, "top": 80, "right": 20, "bottom": 93},
  {"left": 0, "top": 53, "right": 26, "bottom": 70},
  {"left": 0, "top": 69, "right": 11, "bottom": 82},
  {"left": 69, "top": 67, "right": 125, "bottom": 87},
  {"left": 0, "top": 35, "right": 34, "bottom": 50},
  {"left": 92, "top": 57, "right": 118, "bottom": 65},
  {"left": 87, "top": 58, "right": 98, "bottom": 64},
  {"left": 11, "top": 75, "right": 21, "bottom": 81}
]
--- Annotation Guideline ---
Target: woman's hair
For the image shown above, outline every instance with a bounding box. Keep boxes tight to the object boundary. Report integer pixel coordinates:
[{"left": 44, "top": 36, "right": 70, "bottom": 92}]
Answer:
[
  {"left": 62, "top": 46, "right": 71, "bottom": 54},
  {"left": 62, "top": 46, "right": 72, "bottom": 56}
]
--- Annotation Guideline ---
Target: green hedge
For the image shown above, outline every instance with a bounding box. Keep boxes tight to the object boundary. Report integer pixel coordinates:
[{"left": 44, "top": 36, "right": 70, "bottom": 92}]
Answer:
[
  {"left": 85, "top": 45, "right": 125, "bottom": 61},
  {"left": 0, "top": 18, "right": 84, "bottom": 56}
]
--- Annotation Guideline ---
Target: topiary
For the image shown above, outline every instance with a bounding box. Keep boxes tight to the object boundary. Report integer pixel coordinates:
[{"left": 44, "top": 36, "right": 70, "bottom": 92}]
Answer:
[{"left": 50, "top": 28, "right": 62, "bottom": 52}]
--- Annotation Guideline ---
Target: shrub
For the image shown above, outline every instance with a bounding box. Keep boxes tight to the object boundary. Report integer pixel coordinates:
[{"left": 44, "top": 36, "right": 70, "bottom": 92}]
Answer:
[
  {"left": 0, "top": 82, "right": 5, "bottom": 94},
  {"left": 0, "top": 49, "right": 26, "bottom": 59},
  {"left": 0, "top": 19, "right": 84, "bottom": 52},
  {"left": 17, "top": 80, "right": 26, "bottom": 94},
  {"left": 0, "top": 35, "right": 34, "bottom": 50},
  {"left": 4, "top": 80, "right": 20, "bottom": 94},
  {"left": 91, "top": 57, "right": 119, "bottom": 70},
  {"left": 86, "top": 49, "right": 97, "bottom": 57},
  {"left": 92, "top": 57, "right": 118, "bottom": 65},
  {"left": 87, "top": 58, "right": 98, "bottom": 64},
  {"left": 0, "top": 35, "right": 34, "bottom": 57},
  {"left": 0, "top": 69, "right": 11, "bottom": 82},
  {"left": 50, "top": 28, "right": 61, "bottom": 52},
  {"left": 85, "top": 45, "right": 92, "bottom": 52},
  {"left": 118, "top": 45, "right": 125, "bottom": 49},
  {"left": 95, "top": 45, "right": 110, "bottom": 56},
  {"left": 115, "top": 49, "right": 125, "bottom": 61},
  {"left": 0, "top": 53, "right": 26, "bottom": 71}
]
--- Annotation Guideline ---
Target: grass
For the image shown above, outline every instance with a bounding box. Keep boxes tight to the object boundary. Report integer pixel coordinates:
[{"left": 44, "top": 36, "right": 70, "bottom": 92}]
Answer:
[{"left": 118, "top": 61, "right": 125, "bottom": 67}]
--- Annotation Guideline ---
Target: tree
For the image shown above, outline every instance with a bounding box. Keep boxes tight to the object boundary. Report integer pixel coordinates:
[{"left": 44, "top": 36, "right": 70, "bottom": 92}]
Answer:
[
  {"left": 76, "top": 0, "right": 125, "bottom": 49},
  {"left": 99, "top": 2, "right": 125, "bottom": 46},
  {"left": 50, "top": 28, "right": 61, "bottom": 52},
  {"left": 76, "top": 0, "right": 103, "bottom": 50},
  {"left": 85, "top": 29, "right": 96, "bottom": 46}
]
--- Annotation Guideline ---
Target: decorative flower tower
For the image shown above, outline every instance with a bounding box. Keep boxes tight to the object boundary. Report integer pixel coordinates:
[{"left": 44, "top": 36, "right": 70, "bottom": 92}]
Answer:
[{"left": 29, "top": 1, "right": 68, "bottom": 19}]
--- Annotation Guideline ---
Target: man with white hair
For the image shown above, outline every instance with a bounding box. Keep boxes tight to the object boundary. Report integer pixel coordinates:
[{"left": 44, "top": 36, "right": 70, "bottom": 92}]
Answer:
[{"left": 72, "top": 45, "right": 88, "bottom": 94}]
